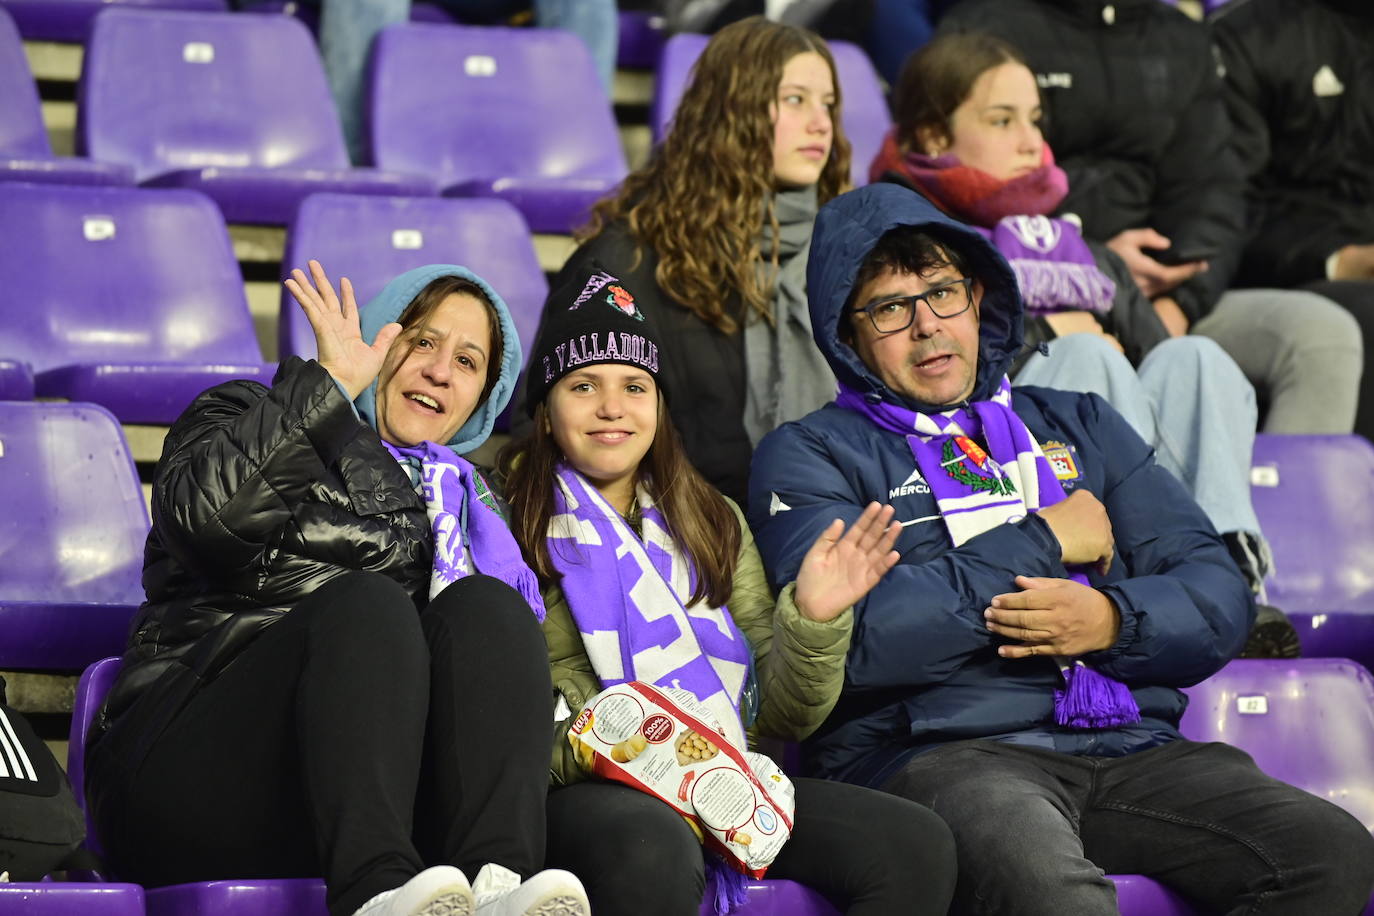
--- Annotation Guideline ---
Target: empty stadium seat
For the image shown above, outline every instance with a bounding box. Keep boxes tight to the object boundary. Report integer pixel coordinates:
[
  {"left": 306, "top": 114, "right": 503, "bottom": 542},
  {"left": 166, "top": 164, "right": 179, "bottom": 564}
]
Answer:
[
  {"left": 280, "top": 193, "right": 546, "bottom": 380},
  {"left": 369, "top": 23, "right": 628, "bottom": 233},
  {"left": 0, "top": 403, "right": 148, "bottom": 671},
  {"left": 617, "top": 9, "right": 665, "bottom": 70},
  {"left": 78, "top": 8, "right": 436, "bottom": 225},
  {"left": 0, "top": 6, "right": 132, "bottom": 186},
  {"left": 1, "top": 0, "right": 224, "bottom": 42},
  {"left": 1250, "top": 433, "right": 1374, "bottom": 667},
  {"left": 0, "top": 882, "right": 146, "bottom": 914},
  {"left": 0, "top": 358, "right": 34, "bottom": 400},
  {"left": 649, "top": 33, "right": 891, "bottom": 188},
  {"left": 0, "top": 182, "right": 275, "bottom": 424}
]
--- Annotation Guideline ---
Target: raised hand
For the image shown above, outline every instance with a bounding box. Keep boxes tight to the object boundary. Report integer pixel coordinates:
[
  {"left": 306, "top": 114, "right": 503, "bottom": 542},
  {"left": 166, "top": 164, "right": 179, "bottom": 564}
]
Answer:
[
  {"left": 284, "top": 259, "right": 401, "bottom": 400},
  {"left": 985, "top": 575, "right": 1121, "bottom": 657},
  {"left": 793, "top": 502, "right": 900, "bottom": 622}
]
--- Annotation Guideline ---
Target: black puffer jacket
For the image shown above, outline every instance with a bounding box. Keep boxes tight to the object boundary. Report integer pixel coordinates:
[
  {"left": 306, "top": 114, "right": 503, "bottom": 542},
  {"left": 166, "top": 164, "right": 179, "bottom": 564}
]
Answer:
[
  {"left": 1212, "top": 0, "right": 1374, "bottom": 287},
  {"left": 102, "top": 358, "right": 431, "bottom": 726},
  {"left": 939, "top": 0, "right": 1245, "bottom": 322}
]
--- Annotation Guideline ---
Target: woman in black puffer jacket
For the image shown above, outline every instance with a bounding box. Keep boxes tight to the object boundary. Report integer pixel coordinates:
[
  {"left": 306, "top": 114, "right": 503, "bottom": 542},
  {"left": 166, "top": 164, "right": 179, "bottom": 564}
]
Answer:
[{"left": 85, "top": 261, "right": 589, "bottom": 916}]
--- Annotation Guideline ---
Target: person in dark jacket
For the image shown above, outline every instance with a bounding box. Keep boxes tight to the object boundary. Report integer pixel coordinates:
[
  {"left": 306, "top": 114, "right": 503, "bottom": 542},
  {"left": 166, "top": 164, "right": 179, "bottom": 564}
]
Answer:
[
  {"left": 748, "top": 182, "right": 1374, "bottom": 914},
  {"left": 497, "top": 263, "right": 956, "bottom": 916},
  {"left": 1212, "top": 0, "right": 1374, "bottom": 439},
  {"left": 85, "top": 261, "right": 590, "bottom": 916},
  {"left": 516, "top": 16, "right": 850, "bottom": 506},
  {"left": 875, "top": 31, "right": 1282, "bottom": 613},
  {"left": 936, "top": 0, "right": 1363, "bottom": 436}
]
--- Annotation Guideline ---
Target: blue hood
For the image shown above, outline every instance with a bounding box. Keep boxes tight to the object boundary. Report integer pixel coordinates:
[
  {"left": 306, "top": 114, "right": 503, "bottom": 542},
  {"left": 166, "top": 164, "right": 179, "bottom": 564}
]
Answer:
[
  {"left": 355, "top": 264, "right": 523, "bottom": 455},
  {"left": 806, "top": 183, "right": 1026, "bottom": 412}
]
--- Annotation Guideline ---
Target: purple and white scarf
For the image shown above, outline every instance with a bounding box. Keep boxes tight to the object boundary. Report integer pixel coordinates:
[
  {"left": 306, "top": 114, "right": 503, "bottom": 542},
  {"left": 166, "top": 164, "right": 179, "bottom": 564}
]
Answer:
[
  {"left": 383, "top": 440, "right": 545, "bottom": 620},
  {"left": 976, "top": 216, "right": 1116, "bottom": 318},
  {"left": 835, "top": 379, "right": 1139, "bottom": 728},
  {"left": 547, "top": 463, "right": 751, "bottom": 750}
]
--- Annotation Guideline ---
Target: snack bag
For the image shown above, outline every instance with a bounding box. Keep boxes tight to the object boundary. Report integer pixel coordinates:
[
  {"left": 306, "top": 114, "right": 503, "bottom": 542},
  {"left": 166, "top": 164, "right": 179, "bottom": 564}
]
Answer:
[{"left": 568, "top": 681, "right": 795, "bottom": 878}]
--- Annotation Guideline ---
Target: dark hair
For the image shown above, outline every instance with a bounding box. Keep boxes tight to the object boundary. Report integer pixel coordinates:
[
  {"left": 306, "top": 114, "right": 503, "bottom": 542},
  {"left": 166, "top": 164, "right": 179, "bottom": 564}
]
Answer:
[
  {"left": 891, "top": 32, "right": 1029, "bottom": 155},
  {"left": 497, "top": 392, "right": 741, "bottom": 608},
  {"left": 393, "top": 275, "right": 505, "bottom": 405},
  {"left": 581, "top": 16, "right": 851, "bottom": 335}
]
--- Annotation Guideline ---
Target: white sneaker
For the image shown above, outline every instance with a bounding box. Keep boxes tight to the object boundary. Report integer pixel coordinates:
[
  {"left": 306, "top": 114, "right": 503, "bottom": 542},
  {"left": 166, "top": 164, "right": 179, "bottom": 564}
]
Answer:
[
  {"left": 471, "top": 863, "right": 590, "bottom": 916},
  {"left": 352, "top": 865, "right": 476, "bottom": 916}
]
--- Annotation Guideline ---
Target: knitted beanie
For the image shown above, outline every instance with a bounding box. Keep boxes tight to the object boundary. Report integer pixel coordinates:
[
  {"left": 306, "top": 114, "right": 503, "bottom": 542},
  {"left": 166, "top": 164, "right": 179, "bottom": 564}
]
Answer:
[{"left": 524, "top": 261, "right": 666, "bottom": 413}]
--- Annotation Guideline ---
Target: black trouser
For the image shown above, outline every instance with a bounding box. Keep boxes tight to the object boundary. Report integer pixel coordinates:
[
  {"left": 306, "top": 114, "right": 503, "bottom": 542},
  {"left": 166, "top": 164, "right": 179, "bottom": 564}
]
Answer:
[
  {"left": 545, "top": 777, "right": 956, "bottom": 915},
  {"left": 1305, "top": 279, "right": 1374, "bottom": 442},
  {"left": 883, "top": 739, "right": 1374, "bottom": 916},
  {"left": 87, "top": 572, "right": 553, "bottom": 916}
]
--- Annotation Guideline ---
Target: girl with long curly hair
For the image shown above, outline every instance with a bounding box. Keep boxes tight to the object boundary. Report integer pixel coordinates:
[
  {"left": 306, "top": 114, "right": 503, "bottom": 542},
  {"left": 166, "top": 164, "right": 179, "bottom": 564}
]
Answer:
[{"left": 525, "top": 15, "right": 853, "bottom": 506}]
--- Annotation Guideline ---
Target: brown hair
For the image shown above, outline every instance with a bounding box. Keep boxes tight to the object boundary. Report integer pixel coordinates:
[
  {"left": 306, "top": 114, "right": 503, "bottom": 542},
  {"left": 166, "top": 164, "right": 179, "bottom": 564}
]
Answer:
[
  {"left": 392, "top": 275, "right": 505, "bottom": 405},
  {"left": 497, "top": 392, "right": 741, "bottom": 608},
  {"left": 891, "top": 32, "right": 1029, "bottom": 156},
  {"left": 581, "top": 16, "right": 851, "bottom": 335}
]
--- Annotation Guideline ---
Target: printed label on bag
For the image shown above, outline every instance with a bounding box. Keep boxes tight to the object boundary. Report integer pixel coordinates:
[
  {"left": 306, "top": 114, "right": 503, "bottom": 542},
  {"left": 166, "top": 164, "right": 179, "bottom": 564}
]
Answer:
[{"left": 569, "top": 682, "right": 795, "bottom": 877}]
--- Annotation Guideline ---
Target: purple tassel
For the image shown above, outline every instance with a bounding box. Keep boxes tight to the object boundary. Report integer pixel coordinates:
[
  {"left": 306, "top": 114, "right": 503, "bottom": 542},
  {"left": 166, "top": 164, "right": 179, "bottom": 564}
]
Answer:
[
  {"left": 705, "top": 855, "right": 751, "bottom": 915},
  {"left": 1054, "top": 661, "right": 1140, "bottom": 728}
]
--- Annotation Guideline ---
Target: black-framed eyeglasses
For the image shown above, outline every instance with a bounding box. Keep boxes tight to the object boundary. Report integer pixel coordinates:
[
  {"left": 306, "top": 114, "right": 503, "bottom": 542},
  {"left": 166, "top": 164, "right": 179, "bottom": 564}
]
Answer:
[{"left": 848, "top": 277, "right": 975, "bottom": 334}]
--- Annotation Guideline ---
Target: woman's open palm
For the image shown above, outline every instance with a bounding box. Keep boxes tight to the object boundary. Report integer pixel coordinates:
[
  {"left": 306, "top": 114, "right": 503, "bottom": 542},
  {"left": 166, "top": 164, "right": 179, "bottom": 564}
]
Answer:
[
  {"left": 793, "top": 502, "right": 900, "bottom": 622},
  {"left": 284, "top": 259, "right": 401, "bottom": 399}
]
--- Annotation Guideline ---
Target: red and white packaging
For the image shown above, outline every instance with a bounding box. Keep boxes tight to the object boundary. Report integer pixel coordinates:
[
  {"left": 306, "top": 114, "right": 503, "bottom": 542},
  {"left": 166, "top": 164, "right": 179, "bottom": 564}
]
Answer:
[{"left": 568, "top": 682, "right": 796, "bottom": 878}]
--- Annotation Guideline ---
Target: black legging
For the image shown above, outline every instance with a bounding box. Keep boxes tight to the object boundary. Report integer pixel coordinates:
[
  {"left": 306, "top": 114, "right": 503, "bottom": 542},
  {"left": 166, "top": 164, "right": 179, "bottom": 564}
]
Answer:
[
  {"left": 1304, "top": 279, "right": 1374, "bottom": 442},
  {"left": 545, "top": 778, "right": 956, "bottom": 916},
  {"left": 86, "top": 571, "right": 553, "bottom": 916}
]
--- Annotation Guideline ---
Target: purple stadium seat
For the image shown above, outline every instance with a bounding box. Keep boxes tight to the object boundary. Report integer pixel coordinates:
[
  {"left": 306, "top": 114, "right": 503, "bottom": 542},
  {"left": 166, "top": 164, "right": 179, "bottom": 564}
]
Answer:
[
  {"left": 1250, "top": 433, "right": 1374, "bottom": 667},
  {"left": 0, "top": 358, "right": 34, "bottom": 399},
  {"left": 368, "top": 23, "right": 628, "bottom": 233},
  {"left": 617, "top": 9, "right": 664, "bottom": 70},
  {"left": 0, "top": 882, "right": 146, "bottom": 913},
  {"left": 279, "top": 194, "right": 546, "bottom": 431},
  {"left": 0, "top": 182, "right": 276, "bottom": 424},
  {"left": 649, "top": 33, "right": 891, "bottom": 188},
  {"left": 78, "top": 8, "right": 436, "bottom": 225},
  {"left": 0, "top": 7, "right": 132, "bottom": 186},
  {"left": 0, "top": 403, "right": 148, "bottom": 670},
  {"left": 698, "top": 878, "right": 840, "bottom": 916},
  {"left": 0, "top": 0, "right": 225, "bottom": 42}
]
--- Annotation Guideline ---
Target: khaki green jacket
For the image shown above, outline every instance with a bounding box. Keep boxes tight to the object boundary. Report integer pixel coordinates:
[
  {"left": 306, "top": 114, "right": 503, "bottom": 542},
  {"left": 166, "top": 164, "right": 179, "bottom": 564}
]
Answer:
[{"left": 545, "top": 499, "right": 853, "bottom": 786}]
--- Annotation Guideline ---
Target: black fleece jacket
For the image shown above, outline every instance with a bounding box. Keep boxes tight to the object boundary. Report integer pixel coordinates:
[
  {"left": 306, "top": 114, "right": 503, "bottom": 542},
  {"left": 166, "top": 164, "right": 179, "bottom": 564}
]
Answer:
[
  {"left": 1212, "top": 0, "right": 1374, "bottom": 287},
  {"left": 939, "top": 0, "right": 1245, "bottom": 322}
]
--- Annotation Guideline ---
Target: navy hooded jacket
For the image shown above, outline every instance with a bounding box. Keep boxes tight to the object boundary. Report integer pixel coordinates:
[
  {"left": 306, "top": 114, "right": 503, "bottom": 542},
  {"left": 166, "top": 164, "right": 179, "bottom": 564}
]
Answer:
[{"left": 747, "top": 184, "right": 1254, "bottom": 787}]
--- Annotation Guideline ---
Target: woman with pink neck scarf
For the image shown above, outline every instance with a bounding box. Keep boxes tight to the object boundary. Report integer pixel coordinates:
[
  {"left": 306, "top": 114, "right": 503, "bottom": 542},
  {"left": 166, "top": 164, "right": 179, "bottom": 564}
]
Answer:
[{"left": 871, "top": 32, "right": 1293, "bottom": 656}]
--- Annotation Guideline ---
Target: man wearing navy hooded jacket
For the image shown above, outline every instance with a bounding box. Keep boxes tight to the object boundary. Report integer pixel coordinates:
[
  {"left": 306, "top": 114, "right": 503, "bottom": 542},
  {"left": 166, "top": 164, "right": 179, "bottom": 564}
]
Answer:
[{"left": 748, "top": 183, "right": 1374, "bottom": 914}]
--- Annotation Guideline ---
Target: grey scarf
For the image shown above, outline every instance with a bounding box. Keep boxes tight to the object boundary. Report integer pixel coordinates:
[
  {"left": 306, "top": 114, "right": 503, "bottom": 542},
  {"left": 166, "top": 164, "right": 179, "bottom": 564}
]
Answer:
[{"left": 742, "top": 187, "right": 837, "bottom": 446}]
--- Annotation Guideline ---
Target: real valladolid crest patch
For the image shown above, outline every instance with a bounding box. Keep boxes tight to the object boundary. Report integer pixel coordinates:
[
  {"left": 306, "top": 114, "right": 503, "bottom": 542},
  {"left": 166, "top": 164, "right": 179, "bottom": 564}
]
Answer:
[{"left": 1042, "top": 440, "right": 1081, "bottom": 481}]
